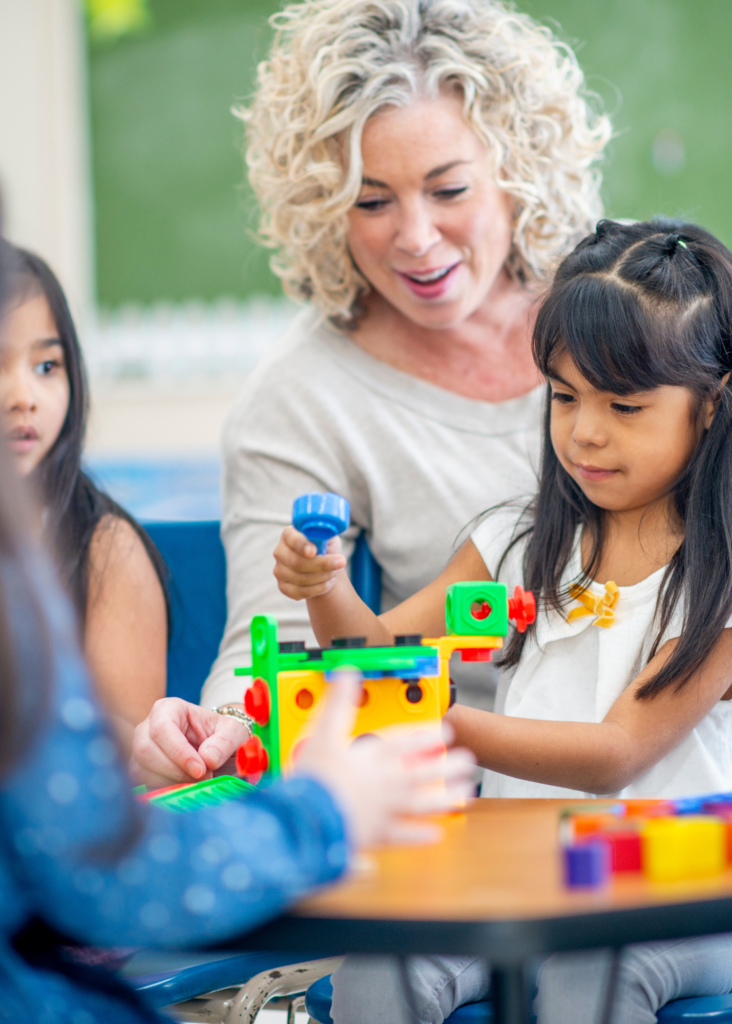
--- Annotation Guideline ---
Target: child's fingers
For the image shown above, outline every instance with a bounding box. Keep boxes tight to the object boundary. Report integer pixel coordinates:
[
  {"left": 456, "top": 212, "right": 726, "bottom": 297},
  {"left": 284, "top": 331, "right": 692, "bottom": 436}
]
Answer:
[
  {"left": 311, "top": 669, "right": 362, "bottom": 745},
  {"left": 274, "top": 561, "right": 344, "bottom": 587},
  {"left": 280, "top": 526, "right": 345, "bottom": 560},
  {"left": 274, "top": 535, "right": 346, "bottom": 577},
  {"left": 281, "top": 524, "right": 318, "bottom": 557},
  {"left": 277, "top": 579, "right": 339, "bottom": 600}
]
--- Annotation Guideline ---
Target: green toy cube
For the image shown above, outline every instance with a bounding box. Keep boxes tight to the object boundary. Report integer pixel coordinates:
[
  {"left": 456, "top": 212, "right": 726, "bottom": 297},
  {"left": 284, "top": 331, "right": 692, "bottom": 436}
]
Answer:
[{"left": 445, "top": 582, "right": 509, "bottom": 637}]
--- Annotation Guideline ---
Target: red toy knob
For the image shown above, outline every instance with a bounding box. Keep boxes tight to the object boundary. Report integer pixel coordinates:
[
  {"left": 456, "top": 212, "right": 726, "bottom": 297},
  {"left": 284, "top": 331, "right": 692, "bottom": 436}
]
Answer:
[
  {"left": 507, "top": 585, "right": 536, "bottom": 633},
  {"left": 244, "top": 677, "right": 271, "bottom": 726},
  {"left": 236, "top": 735, "right": 269, "bottom": 779}
]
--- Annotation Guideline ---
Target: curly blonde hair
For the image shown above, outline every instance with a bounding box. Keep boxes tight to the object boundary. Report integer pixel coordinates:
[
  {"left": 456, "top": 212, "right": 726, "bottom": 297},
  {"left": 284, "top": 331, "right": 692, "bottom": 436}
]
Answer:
[{"left": 241, "top": 0, "right": 612, "bottom": 324}]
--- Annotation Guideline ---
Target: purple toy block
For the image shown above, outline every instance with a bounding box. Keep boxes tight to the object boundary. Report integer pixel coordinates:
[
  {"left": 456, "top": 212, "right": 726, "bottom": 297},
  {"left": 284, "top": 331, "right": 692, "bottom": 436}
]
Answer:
[{"left": 563, "top": 840, "right": 611, "bottom": 888}]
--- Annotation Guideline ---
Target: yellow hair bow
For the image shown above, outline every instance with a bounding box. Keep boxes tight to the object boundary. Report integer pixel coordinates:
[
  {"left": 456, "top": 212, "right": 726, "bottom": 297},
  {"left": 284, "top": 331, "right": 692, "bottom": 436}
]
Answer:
[{"left": 567, "top": 581, "right": 619, "bottom": 628}]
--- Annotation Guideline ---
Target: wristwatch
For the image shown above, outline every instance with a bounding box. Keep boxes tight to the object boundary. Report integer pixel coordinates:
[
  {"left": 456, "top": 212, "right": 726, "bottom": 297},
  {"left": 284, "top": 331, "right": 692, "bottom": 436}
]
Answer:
[{"left": 212, "top": 704, "right": 254, "bottom": 736}]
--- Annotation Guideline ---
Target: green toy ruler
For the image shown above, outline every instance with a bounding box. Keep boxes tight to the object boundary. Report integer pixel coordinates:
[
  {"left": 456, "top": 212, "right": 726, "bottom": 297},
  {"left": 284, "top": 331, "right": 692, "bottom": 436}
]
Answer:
[{"left": 146, "top": 775, "right": 255, "bottom": 813}]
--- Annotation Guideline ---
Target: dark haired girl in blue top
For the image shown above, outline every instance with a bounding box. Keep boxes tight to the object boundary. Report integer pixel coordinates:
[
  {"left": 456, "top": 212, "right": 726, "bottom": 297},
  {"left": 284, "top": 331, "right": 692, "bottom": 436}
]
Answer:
[{"left": 0, "top": 238, "right": 475, "bottom": 1023}]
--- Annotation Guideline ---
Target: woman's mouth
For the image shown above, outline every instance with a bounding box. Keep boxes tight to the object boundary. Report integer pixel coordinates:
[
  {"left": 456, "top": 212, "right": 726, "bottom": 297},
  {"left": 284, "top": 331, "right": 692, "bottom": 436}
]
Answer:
[
  {"left": 573, "top": 462, "right": 618, "bottom": 482},
  {"left": 395, "top": 262, "right": 461, "bottom": 299},
  {"left": 7, "top": 425, "right": 39, "bottom": 455}
]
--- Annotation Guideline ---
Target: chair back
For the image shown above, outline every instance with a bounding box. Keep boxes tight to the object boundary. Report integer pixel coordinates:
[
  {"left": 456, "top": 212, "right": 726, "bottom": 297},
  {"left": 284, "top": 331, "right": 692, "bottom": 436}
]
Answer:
[{"left": 143, "top": 520, "right": 227, "bottom": 703}]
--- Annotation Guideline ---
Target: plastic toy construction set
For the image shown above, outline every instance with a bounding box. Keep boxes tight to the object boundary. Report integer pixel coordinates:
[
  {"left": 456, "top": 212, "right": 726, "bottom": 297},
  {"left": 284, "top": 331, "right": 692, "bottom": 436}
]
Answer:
[
  {"left": 562, "top": 796, "right": 732, "bottom": 889},
  {"left": 231, "top": 491, "right": 535, "bottom": 784}
]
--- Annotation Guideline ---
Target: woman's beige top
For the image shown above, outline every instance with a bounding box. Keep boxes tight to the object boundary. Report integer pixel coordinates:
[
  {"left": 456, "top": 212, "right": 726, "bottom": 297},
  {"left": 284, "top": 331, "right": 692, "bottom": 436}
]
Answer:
[{"left": 201, "top": 307, "right": 544, "bottom": 707}]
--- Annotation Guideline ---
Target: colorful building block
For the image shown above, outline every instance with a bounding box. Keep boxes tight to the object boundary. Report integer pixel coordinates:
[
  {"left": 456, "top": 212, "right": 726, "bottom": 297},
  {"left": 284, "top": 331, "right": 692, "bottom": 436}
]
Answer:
[
  {"left": 605, "top": 831, "right": 642, "bottom": 872},
  {"left": 563, "top": 841, "right": 611, "bottom": 888},
  {"left": 234, "top": 614, "right": 449, "bottom": 782},
  {"left": 641, "top": 816, "right": 726, "bottom": 882},
  {"left": 445, "top": 582, "right": 536, "bottom": 638},
  {"left": 562, "top": 791, "right": 732, "bottom": 889}
]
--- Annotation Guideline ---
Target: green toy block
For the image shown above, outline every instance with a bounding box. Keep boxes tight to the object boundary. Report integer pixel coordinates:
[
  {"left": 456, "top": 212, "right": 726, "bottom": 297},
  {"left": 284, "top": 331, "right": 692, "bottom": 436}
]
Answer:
[
  {"left": 147, "top": 775, "right": 255, "bottom": 813},
  {"left": 445, "top": 582, "right": 509, "bottom": 637},
  {"left": 249, "top": 615, "right": 282, "bottom": 778}
]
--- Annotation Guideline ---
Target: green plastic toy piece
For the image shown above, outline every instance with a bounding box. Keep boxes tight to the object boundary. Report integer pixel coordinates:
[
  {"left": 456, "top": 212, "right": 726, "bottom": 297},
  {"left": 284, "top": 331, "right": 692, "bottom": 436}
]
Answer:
[
  {"left": 445, "top": 581, "right": 509, "bottom": 637},
  {"left": 249, "top": 615, "right": 282, "bottom": 777},
  {"left": 147, "top": 775, "right": 255, "bottom": 813},
  {"left": 233, "top": 616, "right": 441, "bottom": 782}
]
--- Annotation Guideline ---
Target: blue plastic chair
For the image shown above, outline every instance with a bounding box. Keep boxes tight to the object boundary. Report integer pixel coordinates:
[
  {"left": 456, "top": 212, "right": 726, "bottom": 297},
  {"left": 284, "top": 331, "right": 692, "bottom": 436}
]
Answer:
[
  {"left": 122, "top": 950, "right": 316, "bottom": 1009},
  {"left": 351, "top": 530, "right": 382, "bottom": 614},
  {"left": 143, "top": 520, "right": 227, "bottom": 704},
  {"left": 657, "top": 994, "right": 732, "bottom": 1020}
]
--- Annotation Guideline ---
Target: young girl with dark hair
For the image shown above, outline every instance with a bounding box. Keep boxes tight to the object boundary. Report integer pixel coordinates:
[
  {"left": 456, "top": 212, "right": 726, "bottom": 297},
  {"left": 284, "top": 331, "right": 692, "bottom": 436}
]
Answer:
[
  {"left": 0, "top": 247, "right": 168, "bottom": 731},
  {"left": 274, "top": 218, "right": 732, "bottom": 1021}
]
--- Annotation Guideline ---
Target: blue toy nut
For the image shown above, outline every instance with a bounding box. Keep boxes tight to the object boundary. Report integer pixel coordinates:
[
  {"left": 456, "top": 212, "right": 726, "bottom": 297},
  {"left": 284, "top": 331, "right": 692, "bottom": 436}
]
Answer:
[
  {"left": 563, "top": 840, "right": 610, "bottom": 889},
  {"left": 293, "top": 492, "right": 351, "bottom": 554}
]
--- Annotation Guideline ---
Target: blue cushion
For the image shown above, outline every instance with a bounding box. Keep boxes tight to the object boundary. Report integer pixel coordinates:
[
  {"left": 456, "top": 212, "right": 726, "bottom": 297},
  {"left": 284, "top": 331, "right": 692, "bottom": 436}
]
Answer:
[
  {"left": 125, "top": 950, "right": 319, "bottom": 1009},
  {"left": 143, "top": 520, "right": 227, "bottom": 704},
  {"left": 305, "top": 974, "right": 493, "bottom": 1024},
  {"left": 657, "top": 994, "right": 732, "bottom": 1020}
]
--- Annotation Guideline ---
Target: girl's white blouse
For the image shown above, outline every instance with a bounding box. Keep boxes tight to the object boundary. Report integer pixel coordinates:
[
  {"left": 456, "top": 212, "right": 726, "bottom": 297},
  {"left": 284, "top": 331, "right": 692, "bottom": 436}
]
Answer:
[{"left": 471, "top": 509, "right": 732, "bottom": 800}]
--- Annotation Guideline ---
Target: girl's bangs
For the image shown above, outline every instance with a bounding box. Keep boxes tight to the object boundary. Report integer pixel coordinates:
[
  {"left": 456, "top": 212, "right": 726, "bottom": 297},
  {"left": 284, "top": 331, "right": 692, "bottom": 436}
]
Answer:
[{"left": 536, "top": 275, "right": 694, "bottom": 396}]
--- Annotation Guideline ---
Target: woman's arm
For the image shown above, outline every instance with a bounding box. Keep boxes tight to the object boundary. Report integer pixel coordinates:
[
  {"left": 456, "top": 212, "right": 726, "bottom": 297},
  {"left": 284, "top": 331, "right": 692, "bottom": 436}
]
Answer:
[
  {"left": 84, "top": 515, "right": 167, "bottom": 731},
  {"left": 274, "top": 529, "right": 490, "bottom": 646},
  {"left": 447, "top": 628, "right": 732, "bottom": 793}
]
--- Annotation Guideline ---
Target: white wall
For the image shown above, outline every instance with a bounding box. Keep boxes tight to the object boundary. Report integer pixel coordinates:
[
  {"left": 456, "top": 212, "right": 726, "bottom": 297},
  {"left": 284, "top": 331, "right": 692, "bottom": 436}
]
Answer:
[{"left": 0, "top": 0, "right": 94, "bottom": 321}]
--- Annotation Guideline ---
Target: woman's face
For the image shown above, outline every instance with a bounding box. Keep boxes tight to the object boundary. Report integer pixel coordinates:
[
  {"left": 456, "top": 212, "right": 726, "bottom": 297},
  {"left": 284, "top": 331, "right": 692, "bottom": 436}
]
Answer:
[
  {"left": 0, "top": 290, "right": 69, "bottom": 476},
  {"left": 347, "top": 93, "right": 515, "bottom": 330}
]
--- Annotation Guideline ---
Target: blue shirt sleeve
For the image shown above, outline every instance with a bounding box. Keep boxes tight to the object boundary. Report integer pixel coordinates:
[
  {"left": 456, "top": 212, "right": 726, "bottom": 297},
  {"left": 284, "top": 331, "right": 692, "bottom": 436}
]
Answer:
[{"left": 0, "top": 559, "right": 349, "bottom": 949}]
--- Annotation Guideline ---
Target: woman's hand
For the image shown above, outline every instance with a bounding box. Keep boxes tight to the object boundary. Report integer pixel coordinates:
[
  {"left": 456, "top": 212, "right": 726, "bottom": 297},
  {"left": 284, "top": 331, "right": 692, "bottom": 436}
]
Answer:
[
  {"left": 295, "top": 671, "right": 477, "bottom": 848},
  {"left": 130, "top": 698, "right": 250, "bottom": 789},
  {"left": 273, "top": 526, "right": 346, "bottom": 600}
]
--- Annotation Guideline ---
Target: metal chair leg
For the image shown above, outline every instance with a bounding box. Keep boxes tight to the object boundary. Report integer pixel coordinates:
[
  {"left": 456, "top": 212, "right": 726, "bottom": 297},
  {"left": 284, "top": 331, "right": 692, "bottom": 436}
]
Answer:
[
  {"left": 224, "top": 957, "right": 344, "bottom": 1024},
  {"left": 287, "top": 993, "right": 307, "bottom": 1024}
]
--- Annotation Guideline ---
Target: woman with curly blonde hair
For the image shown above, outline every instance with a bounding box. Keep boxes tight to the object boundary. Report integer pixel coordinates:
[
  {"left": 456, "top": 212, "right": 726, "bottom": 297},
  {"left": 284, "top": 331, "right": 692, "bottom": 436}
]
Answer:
[{"left": 195, "top": 0, "right": 611, "bottom": 757}]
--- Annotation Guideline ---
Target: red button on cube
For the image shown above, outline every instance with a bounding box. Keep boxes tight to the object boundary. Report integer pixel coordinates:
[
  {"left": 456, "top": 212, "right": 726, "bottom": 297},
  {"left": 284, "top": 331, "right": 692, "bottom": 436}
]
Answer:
[
  {"left": 244, "top": 677, "right": 271, "bottom": 726},
  {"left": 236, "top": 736, "right": 269, "bottom": 780}
]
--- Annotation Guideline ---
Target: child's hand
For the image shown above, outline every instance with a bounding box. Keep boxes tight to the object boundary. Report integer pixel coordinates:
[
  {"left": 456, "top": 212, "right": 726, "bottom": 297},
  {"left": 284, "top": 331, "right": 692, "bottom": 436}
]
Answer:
[
  {"left": 273, "top": 525, "right": 347, "bottom": 600},
  {"left": 294, "top": 671, "right": 477, "bottom": 849}
]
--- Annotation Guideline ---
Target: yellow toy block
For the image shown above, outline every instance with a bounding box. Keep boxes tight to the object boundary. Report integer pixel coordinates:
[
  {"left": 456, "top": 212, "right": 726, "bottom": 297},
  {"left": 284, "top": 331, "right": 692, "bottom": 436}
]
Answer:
[
  {"left": 641, "top": 816, "right": 726, "bottom": 882},
  {"left": 276, "top": 668, "right": 446, "bottom": 771}
]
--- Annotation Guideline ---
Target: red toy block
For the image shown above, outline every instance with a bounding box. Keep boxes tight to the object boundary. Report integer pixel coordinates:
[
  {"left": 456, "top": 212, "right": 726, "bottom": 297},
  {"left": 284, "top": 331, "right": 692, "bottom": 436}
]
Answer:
[
  {"left": 606, "top": 831, "right": 642, "bottom": 872},
  {"left": 244, "top": 676, "right": 271, "bottom": 726}
]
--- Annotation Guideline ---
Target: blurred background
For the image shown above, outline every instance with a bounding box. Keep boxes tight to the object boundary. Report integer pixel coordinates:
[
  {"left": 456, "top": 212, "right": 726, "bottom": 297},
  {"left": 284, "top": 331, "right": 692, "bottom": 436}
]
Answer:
[{"left": 0, "top": 0, "right": 729, "bottom": 519}]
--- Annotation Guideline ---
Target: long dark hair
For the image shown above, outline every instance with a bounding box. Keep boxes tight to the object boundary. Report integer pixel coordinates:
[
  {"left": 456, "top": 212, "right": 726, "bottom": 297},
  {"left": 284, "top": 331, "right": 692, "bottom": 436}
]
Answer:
[
  {"left": 500, "top": 218, "right": 732, "bottom": 699},
  {"left": 7, "top": 248, "right": 170, "bottom": 634},
  {"left": 0, "top": 238, "right": 53, "bottom": 777}
]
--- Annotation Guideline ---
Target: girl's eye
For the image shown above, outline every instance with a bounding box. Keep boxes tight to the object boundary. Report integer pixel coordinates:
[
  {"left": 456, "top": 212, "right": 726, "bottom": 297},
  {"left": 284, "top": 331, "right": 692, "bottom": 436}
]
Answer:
[
  {"left": 34, "top": 360, "right": 59, "bottom": 376},
  {"left": 433, "top": 186, "right": 468, "bottom": 200},
  {"left": 354, "top": 196, "right": 389, "bottom": 212},
  {"left": 611, "top": 402, "right": 642, "bottom": 415},
  {"left": 551, "top": 390, "right": 575, "bottom": 405}
]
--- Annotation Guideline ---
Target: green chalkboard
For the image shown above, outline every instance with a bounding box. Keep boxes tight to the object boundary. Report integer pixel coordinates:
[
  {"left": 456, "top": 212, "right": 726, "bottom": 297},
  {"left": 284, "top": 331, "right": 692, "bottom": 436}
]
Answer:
[{"left": 89, "top": 0, "right": 732, "bottom": 308}]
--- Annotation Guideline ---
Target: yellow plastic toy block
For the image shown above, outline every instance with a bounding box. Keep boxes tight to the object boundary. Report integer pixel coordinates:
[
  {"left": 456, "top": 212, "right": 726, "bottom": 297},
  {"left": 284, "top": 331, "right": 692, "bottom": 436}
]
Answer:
[
  {"left": 276, "top": 667, "right": 447, "bottom": 771},
  {"left": 641, "top": 816, "right": 726, "bottom": 882}
]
